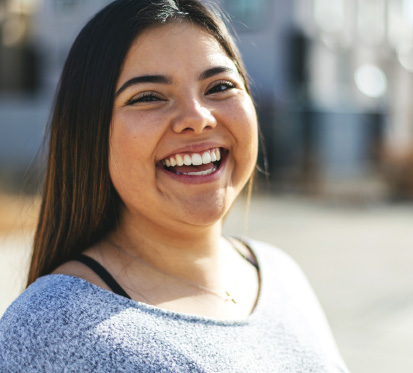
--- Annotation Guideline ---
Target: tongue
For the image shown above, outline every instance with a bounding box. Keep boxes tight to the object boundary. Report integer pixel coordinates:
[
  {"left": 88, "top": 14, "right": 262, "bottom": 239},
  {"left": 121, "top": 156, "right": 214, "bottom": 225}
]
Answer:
[{"left": 170, "top": 163, "right": 216, "bottom": 174}]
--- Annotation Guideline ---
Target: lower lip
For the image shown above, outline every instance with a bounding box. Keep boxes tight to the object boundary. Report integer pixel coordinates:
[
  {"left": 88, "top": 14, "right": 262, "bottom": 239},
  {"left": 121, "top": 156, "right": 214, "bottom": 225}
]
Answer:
[{"left": 157, "top": 150, "right": 228, "bottom": 185}]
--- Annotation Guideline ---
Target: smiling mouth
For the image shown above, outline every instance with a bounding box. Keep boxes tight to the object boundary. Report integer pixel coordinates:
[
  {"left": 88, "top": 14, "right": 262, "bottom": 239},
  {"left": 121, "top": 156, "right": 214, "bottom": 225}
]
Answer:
[{"left": 161, "top": 148, "right": 223, "bottom": 176}]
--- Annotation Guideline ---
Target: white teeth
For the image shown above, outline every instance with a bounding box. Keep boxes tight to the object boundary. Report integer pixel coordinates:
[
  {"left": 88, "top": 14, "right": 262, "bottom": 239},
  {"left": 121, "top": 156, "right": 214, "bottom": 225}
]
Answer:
[
  {"left": 191, "top": 153, "right": 203, "bottom": 166},
  {"left": 183, "top": 154, "right": 192, "bottom": 166},
  {"left": 184, "top": 167, "right": 216, "bottom": 176},
  {"left": 176, "top": 154, "right": 184, "bottom": 166},
  {"left": 202, "top": 168, "right": 215, "bottom": 175},
  {"left": 163, "top": 148, "right": 222, "bottom": 168},
  {"left": 202, "top": 152, "right": 211, "bottom": 164}
]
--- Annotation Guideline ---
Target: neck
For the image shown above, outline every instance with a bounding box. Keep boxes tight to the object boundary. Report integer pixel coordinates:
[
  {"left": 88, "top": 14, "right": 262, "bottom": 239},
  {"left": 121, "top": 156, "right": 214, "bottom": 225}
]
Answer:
[
  {"left": 107, "top": 210, "right": 225, "bottom": 283},
  {"left": 95, "top": 208, "right": 259, "bottom": 320}
]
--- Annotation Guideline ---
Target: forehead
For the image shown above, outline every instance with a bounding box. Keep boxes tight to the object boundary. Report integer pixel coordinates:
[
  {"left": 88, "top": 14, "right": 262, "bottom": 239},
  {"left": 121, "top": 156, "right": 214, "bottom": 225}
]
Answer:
[{"left": 118, "top": 22, "right": 235, "bottom": 82}]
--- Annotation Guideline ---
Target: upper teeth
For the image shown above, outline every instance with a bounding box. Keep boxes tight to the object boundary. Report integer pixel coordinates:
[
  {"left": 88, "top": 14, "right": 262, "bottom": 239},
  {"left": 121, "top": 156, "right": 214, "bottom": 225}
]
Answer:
[{"left": 163, "top": 148, "right": 221, "bottom": 167}]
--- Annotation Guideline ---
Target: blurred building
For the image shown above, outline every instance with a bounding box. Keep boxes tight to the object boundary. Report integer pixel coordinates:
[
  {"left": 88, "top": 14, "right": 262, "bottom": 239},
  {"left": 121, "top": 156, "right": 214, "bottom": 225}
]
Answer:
[
  {"left": 0, "top": 0, "right": 412, "bottom": 196},
  {"left": 0, "top": 0, "right": 110, "bottom": 191},
  {"left": 290, "top": 0, "right": 413, "bottom": 195}
]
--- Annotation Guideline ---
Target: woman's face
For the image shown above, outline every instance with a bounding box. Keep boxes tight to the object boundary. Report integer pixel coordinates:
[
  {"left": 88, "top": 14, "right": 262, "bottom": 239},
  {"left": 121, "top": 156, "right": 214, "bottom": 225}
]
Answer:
[{"left": 110, "top": 22, "right": 258, "bottom": 232}]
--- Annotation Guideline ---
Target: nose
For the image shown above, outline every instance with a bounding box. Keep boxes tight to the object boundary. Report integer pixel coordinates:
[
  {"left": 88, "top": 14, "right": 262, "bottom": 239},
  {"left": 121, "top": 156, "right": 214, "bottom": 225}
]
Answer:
[{"left": 171, "top": 98, "right": 217, "bottom": 134}]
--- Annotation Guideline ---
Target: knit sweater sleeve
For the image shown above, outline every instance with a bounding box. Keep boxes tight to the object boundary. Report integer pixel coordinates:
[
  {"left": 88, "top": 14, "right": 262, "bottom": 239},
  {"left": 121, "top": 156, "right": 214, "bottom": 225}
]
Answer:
[
  {"left": 250, "top": 240, "right": 347, "bottom": 366},
  {"left": 0, "top": 278, "right": 105, "bottom": 372}
]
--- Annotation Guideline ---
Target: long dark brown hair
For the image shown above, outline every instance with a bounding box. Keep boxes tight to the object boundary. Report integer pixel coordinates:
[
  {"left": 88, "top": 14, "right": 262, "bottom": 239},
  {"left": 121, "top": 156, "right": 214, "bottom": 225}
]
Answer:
[{"left": 27, "top": 0, "right": 251, "bottom": 286}]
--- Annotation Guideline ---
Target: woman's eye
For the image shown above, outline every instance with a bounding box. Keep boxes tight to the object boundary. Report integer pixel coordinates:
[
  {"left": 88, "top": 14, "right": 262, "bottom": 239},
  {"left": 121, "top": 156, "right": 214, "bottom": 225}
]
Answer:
[
  {"left": 207, "top": 80, "right": 236, "bottom": 95},
  {"left": 126, "top": 93, "right": 164, "bottom": 105}
]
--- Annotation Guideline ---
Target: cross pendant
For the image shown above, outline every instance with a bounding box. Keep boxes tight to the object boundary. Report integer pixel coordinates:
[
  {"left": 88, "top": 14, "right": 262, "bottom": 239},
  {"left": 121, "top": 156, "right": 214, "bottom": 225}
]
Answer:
[{"left": 225, "top": 291, "right": 237, "bottom": 304}]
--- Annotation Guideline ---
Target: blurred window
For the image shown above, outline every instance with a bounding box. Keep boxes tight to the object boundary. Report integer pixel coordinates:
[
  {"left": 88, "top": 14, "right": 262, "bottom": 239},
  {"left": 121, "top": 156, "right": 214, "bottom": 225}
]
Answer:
[
  {"left": 389, "top": 0, "right": 413, "bottom": 46},
  {"left": 223, "top": 0, "right": 273, "bottom": 31},
  {"left": 314, "top": 0, "right": 345, "bottom": 34},
  {"left": 0, "top": 1, "right": 39, "bottom": 94},
  {"left": 53, "top": 0, "right": 84, "bottom": 12},
  {"left": 388, "top": 0, "right": 413, "bottom": 72},
  {"left": 357, "top": 0, "right": 386, "bottom": 46}
]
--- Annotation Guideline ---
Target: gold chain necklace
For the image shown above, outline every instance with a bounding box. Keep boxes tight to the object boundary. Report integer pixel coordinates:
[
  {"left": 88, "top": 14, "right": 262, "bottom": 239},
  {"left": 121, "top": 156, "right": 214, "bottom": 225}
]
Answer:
[{"left": 106, "top": 240, "right": 237, "bottom": 304}]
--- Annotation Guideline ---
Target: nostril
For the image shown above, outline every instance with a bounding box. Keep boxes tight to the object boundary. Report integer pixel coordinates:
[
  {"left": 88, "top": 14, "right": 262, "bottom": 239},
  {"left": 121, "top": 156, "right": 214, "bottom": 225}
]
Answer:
[
  {"left": 181, "top": 125, "right": 212, "bottom": 134},
  {"left": 181, "top": 127, "right": 195, "bottom": 133}
]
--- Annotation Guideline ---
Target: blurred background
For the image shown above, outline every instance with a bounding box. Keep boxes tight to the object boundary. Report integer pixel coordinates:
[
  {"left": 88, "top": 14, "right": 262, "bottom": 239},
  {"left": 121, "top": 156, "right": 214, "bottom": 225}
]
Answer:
[{"left": 0, "top": 0, "right": 412, "bottom": 372}]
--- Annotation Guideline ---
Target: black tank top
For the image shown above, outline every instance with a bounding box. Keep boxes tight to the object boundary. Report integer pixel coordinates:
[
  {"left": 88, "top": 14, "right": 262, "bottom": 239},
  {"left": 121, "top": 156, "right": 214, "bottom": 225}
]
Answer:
[
  {"left": 74, "top": 238, "right": 258, "bottom": 299},
  {"left": 74, "top": 254, "right": 132, "bottom": 299}
]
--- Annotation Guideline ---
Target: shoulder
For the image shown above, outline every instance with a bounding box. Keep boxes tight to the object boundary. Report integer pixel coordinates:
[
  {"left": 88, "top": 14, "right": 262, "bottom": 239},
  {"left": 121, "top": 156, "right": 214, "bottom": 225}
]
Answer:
[
  {"left": 2, "top": 274, "right": 105, "bottom": 317},
  {"left": 245, "top": 238, "right": 327, "bottom": 325},
  {"left": 52, "top": 257, "right": 113, "bottom": 291},
  {"left": 0, "top": 275, "right": 95, "bottom": 336},
  {"left": 242, "top": 238, "right": 321, "bottom": 315},
  {"left": 0, "top": 275, "right": 125, "bottom": 371},
  {"left": 245, "top": 237, "right": 316, "bottom": 298},
  {"left": 1, "top": 275, "right": 84, "bottom": 322},
  {"left": 247, "top": 238, "right": 347, "bottom": 364},
  {"left": 0, "top": 274, "right": 126, "bottom": 331},
  {"left": 242, "top": 237, "right": 304, "bottom": 275}
]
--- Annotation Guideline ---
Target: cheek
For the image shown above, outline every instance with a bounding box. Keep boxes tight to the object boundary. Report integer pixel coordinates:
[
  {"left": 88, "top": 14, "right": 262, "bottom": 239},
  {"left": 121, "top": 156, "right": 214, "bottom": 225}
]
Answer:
[
  {"left": 221, "top": 97, "right": 258, "bottom": 188},
  {"left": 108, "top": 113, "right": 159, "bottom": 193},
  {"left": 109, "top": 111, "right": 163, "bottom": 163},
  {"left": 239, "top": 123, "right": 258, "bottom": 182},
  {"left": 231, "top": 99, "right": 259, "bottom": 162}
]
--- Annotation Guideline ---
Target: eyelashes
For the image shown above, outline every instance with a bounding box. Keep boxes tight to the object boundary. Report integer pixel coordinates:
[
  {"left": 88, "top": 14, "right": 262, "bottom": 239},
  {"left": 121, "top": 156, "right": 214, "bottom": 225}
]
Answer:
[
  {"left": 206, "top": 80, "right": 237, "bottom": 94},
  {"left": 125, "top": 92, "right": 165, "bottom": 105},
  {"left": 124, "top": 79, "right": 239, "bottom": 106}
]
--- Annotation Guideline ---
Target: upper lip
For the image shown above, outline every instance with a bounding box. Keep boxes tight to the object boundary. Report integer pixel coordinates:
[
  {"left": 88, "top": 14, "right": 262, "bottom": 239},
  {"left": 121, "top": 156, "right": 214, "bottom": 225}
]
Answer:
[{"left": 158, "top": 142, "right": 227, "bottom": 161}]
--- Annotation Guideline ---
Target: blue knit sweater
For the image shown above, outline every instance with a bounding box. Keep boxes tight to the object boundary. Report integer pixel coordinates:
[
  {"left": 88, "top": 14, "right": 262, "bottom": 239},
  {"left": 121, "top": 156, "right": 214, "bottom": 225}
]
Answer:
[{"left": 0, "top": 240, "right": 349, "bottom": 372}]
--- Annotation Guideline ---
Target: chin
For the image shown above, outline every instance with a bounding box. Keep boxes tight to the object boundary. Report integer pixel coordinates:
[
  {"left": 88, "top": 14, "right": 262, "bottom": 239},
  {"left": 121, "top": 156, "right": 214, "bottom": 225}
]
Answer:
[{"left": 177, "top": 189, "right": 235, "bottom": 227}]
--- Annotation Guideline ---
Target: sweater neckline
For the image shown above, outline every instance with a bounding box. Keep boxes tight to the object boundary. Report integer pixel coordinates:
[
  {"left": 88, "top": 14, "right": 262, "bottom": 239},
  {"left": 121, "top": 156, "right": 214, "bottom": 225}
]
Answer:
[{"left": 44, "top": 239, "right": 267, "bottom": 326}]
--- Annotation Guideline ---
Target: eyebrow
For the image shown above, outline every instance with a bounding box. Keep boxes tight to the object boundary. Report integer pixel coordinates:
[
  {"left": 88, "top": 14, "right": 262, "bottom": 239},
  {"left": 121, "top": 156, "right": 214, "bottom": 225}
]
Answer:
[
  {"left": 198, "top": 66, "right": 236, "bottom": 81},
  {"left": 115, "top": 66, "right": 237, "bottom": 97},
  {"left": 115, "top": 75, "right": 172, "bottom": 97}
]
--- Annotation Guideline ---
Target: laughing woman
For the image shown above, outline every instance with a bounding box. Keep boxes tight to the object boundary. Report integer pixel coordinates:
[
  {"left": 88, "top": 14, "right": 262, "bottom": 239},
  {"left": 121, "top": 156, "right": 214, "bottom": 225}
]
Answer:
[{"left": 0, "top": 1, "right": 348, "bottom": 371}]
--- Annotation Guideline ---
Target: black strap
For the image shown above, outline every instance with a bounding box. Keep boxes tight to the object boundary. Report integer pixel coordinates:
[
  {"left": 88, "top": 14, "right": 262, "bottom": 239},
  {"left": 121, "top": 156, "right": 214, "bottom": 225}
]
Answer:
[
  {"left": 74, "top": 254, "right": 131, "bottom": 299},
  {"left": 227, "top": 236, "right": 259, "bottom": 270},
  {"left": 74, "top": 239, "right": 257, "bottom": 298}
]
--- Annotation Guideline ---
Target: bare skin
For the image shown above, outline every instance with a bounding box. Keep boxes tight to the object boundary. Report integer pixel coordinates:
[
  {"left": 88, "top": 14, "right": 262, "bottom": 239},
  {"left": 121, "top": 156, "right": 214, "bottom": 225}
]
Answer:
[{"left": 53, "top": 22, "right": 259, "bottom": 321}]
